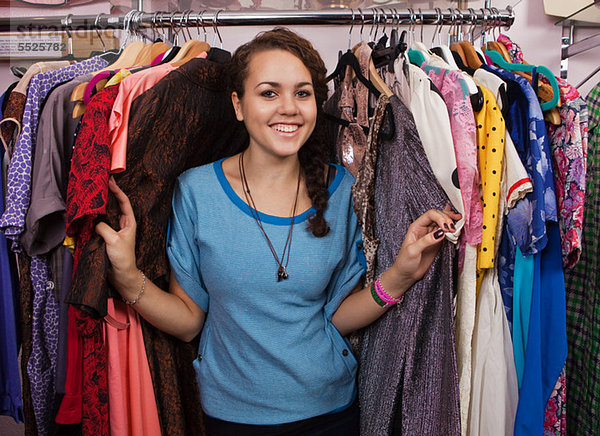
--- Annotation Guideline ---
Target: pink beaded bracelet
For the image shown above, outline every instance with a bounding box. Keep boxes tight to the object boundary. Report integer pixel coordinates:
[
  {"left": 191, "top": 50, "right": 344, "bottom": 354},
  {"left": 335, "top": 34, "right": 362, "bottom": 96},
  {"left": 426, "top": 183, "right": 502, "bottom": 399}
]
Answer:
[{"left": 374, "top": 277, "right": 403, "bottom": 308}]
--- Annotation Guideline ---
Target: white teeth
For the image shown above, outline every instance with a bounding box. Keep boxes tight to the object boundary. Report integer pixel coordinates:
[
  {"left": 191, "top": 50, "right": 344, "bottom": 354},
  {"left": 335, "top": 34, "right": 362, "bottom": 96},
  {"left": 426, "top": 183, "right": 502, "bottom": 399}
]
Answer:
[{"left": 273, "top": 124, "right": 299, "bottom": 133}]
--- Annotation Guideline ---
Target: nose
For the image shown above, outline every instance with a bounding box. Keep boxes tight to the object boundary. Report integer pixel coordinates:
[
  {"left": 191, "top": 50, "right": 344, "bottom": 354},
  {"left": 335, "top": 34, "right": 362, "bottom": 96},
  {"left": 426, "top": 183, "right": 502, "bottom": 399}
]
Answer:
[{"left": 277, "top": 93, "right": 299, "bottom": 115}]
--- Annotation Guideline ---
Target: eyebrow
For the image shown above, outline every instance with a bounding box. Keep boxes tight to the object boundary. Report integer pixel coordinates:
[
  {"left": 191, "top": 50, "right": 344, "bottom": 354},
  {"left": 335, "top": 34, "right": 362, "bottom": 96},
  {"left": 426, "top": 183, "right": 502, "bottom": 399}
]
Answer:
[{"left": 255, "top": 81, "right": 314, "bottom": 89}]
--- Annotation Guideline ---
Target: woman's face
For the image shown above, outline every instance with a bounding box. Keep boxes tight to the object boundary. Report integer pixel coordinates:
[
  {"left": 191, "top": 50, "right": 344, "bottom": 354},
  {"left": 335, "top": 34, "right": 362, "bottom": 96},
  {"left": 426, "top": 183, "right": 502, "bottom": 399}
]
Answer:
[{"left": 231, "top": 49, "right": 317, "bottom": 160}]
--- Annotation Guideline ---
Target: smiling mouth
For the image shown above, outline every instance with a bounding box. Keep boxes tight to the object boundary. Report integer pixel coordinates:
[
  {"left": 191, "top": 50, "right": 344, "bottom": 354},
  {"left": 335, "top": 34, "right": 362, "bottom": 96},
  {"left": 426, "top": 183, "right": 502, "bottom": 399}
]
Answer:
[{"left": 272, "top": 124, "right": 299, "bottom": 133}]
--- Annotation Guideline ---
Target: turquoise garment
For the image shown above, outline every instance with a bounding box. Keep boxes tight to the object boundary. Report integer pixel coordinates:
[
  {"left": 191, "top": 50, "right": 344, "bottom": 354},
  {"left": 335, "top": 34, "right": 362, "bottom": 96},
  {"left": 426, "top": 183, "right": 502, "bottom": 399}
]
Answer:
[
  {"left": 513, "top": 246, "right": 534, "bottom": 388},
  {"left": 167, "top": 159, "right": 365, "bottom": 425}
]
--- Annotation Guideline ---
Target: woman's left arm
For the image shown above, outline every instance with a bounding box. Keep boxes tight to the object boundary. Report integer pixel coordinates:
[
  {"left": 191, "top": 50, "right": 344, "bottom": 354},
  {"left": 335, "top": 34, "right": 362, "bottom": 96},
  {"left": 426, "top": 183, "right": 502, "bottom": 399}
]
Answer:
[{"left": 331, "top": 207, "right": 461, "bottom": 337}]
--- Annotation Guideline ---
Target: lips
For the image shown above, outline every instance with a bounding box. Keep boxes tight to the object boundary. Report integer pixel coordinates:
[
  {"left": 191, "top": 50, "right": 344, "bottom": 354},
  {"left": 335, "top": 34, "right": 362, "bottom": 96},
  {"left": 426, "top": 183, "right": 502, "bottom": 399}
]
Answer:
[{"left": 271, "top": 123, "right": 300, "bottom": 133}]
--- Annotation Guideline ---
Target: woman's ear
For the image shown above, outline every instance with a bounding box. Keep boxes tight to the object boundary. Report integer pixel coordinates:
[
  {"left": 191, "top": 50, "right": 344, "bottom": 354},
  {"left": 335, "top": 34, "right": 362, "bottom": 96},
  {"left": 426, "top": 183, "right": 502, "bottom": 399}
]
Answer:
[{"left": 231, "top": 92, "right": 244, "bottom": 122}]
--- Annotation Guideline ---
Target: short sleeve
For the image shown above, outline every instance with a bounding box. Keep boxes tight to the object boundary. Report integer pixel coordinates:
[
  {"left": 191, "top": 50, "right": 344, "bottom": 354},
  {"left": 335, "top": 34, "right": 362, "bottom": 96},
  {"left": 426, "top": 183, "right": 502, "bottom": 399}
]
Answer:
[
  {"left": 166, "top": 178, "right": 209, "bottom": 312},
  {"left": 323, "top": 206, "right": 366, "bottom": 320}
]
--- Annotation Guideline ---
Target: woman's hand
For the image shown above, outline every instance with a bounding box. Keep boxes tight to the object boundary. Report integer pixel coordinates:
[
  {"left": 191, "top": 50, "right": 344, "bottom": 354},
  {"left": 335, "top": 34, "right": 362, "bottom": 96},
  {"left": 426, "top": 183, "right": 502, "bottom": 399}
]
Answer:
[
  {"left": 382, "top": 205, "right": 462, "bottom": 297},
  {"left": 95, "top": 177, "right": 139, "bottom": 291},
  {"left": 94, "top": 178, "right": 205, "bottom": 341}
]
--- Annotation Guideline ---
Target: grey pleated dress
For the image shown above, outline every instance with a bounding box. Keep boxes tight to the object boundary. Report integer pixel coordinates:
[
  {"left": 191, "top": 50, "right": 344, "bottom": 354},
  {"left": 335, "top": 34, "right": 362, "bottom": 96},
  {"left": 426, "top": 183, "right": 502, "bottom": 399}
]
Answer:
[{"left": 355, "top": 95, "right": 461, "bottom": 436}]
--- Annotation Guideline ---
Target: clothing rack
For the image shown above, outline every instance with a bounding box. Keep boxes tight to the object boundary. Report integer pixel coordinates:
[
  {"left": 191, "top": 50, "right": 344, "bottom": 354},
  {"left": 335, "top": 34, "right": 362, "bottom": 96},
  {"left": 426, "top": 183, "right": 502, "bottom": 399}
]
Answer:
[
  {"left": 557, "top": 0, "right": 600, "bottom": 83},
  {"left": 0, "top": 7, "right": 514, "bottom": 33}
]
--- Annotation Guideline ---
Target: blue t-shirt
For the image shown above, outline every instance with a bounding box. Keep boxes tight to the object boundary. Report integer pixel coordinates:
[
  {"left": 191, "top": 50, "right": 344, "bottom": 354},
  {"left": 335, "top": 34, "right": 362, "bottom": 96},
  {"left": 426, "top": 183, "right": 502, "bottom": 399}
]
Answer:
[{"left": 167, "top": 158, "right": 365, "bottom": 425}]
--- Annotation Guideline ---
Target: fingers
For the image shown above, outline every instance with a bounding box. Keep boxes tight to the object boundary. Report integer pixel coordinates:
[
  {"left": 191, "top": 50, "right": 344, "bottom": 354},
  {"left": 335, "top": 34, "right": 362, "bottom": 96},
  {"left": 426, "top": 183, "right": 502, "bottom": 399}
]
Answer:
[
  {"left": 413, "top": 209, "right": 458, "bottom": 234},
  {"left": 443, "top": 203, "right": 462, "bottom": 220},
  {"left": 95, "top": 221, "right": 118, "bottom": 243},
  {"left": 108, "top": 177, "right": 136, "bottom": 220},
  {"left": 407, "top": 226, "right": 446, "bottom": 259}
]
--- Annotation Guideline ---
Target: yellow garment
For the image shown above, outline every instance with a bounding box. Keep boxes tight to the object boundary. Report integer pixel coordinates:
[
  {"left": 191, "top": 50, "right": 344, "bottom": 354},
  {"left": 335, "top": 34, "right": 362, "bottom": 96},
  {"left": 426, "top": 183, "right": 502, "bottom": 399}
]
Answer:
[
  {"left": 105, "top": 69, "right": 132, "bottom": 87},
  {"left": 475, "top": 86, "right": 505, "bottom": 291},
  {"left": 63, "top": 236, "right": 75, "bottom": 255}
]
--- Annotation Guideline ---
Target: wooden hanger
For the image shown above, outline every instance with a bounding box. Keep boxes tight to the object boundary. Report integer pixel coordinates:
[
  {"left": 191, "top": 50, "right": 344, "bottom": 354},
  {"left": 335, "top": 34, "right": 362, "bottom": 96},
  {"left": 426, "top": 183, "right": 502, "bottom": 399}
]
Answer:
[
  {"left": 486, "top": 41, "right": 511, "bottom": 62},
  {"left": 488, "top": 41, "right": 512, "bottom": 62},
  {"left": 450, "top": 42, "right": 467, "bottom": 67},
  {"left": 71, "top": 40, "right": 146, "bottom": 102},
  {"left": 171, "top": 40, "right": 211, "bottom": 67},
  {"left": 544, "top": 108, "right": 561, "bottom": 125},
  {"left": 132, "top": 41, "right": 170, "bottom": 67},
  {"left": 457, "top": 41, "right": 482, "bottom": 69},
  {"left": 131, "top": 43, "right": 153, "bottom": 66},
  {"left": 70, "top": 41, "right": 147, "bottom": 118}
]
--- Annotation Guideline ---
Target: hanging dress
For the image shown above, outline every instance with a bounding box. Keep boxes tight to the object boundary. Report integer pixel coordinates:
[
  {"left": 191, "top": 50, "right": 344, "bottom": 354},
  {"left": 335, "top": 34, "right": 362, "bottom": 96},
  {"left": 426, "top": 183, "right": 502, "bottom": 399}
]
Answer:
[{"left": 356, "top": 95, "right": 460, "bottom": 436}]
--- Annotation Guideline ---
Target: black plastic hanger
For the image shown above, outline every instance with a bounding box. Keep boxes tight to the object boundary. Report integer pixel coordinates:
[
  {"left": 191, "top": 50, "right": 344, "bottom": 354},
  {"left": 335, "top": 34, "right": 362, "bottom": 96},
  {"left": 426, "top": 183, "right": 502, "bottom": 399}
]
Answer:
[
  {"left": 372, "top": 30, "right": 407, "bottom": 74},
  {"left": 498, "top": 83, "right": 509, "bottom": 120},
  {"left": 326, "top": 50, "right": 381, "bottom": 97},
  {"left": 323, "top": 112, "right": 369, "bottom": 135},
  {"left": 470, "top": 86, "right": 484, "bottom": 112}
]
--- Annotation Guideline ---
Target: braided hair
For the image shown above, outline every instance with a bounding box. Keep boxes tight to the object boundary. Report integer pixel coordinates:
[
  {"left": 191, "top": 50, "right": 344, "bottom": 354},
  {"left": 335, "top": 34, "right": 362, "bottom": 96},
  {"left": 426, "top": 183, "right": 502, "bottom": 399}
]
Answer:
[{"left": 229, "top": 28, "right": 332, "bottom": 237}]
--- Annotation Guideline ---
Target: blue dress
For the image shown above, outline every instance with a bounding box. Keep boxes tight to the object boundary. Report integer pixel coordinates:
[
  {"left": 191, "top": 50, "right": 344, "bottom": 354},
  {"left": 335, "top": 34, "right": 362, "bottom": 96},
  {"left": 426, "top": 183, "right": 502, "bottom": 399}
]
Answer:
[
  {"left": 0, "top": 84, "right": 25, "bottom": 423},
  {"left": 484, "top": 65, "right": 567, "bottom": 436}
]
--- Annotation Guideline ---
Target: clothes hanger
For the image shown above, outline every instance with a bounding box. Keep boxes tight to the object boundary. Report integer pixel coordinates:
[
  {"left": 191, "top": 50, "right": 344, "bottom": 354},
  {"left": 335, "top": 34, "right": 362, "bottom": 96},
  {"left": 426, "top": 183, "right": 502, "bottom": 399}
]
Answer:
[
  {"left": 486, "top": 41, "right": 509, "bottom": 61},
  {"left": 450, "top": 8, "right": 472, "bottom": 65},
  {"left": 456, "top": 9, "right": 484, "bottom": 69},
  {"left": 127, "top": 11, "right": 170, "bottom": 66},
  {"left": 326, "top": 9, "right": 381, "bottom": 98},
  {"left": 458, "top": 41, "right": 483, "bottom": 69},
  {"left": 135, "top": 12, "right": 175, "bottom": 66},
  {"left": 171, "top": 10, "right": 211, "bottom": 67},
  {"left": 451, "top": 12, "right": 482, "bottom": 73},
  {"left": 383, "top": 8, "right": 400, "bottom": 73},
  {"left": 71, "top": 11, "right": 146, "bottom": 117},
  {"left": 371, "top": 9, "right": 404, "bottom": 74},
  {"left": 58, "top": 14, "right": 77, "bottom": 61},
  {"left": 407, "top": 8, "right": 427, "bottom": 66},
  {"left": 484, "top": 49, "right": 559, "bottom": 111},
  {"left": 416, "top": 8, "right": 446, "bottom": 63},
  {"left": 488, "top": 31, "right": 560, "bottom": 111},
  {"left": 450, "top": 42, "right": 467, "bottom": 66},
  {"left": 358, "top": 8, "right": 393, "bottom": 98},
  {"left": 430, "top": 9, "right": 460, "bottom": 70},
  {"left": 486, "top": 7, "right": 560, "bottom": 124},
  {"left": 451, "top": 48, "right": 474, "bottom": 75}
]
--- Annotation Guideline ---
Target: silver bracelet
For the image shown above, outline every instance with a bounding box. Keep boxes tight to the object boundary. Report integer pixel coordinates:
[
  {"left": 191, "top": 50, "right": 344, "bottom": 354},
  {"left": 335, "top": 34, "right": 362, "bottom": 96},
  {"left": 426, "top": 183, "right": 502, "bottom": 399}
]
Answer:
[{"left": 123, "top": 271, "right": 146, "bottom": 305}]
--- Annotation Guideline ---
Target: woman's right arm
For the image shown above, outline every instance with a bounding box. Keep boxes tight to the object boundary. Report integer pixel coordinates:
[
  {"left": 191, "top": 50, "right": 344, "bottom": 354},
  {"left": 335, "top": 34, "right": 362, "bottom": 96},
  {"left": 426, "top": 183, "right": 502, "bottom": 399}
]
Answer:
[{"left": 95, "top": 177, "right": 205, "bottom": 343}]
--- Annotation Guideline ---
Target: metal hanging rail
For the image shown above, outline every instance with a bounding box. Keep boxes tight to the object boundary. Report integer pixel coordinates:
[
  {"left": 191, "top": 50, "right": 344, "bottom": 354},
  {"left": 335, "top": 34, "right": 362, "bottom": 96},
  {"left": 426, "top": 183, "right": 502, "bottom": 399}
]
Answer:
[
  {"left": 557, "top": 0, "right": 600, "bottom": 80},
  {"left": 0, "top": 7, "right": 514, "bottom": 33}
]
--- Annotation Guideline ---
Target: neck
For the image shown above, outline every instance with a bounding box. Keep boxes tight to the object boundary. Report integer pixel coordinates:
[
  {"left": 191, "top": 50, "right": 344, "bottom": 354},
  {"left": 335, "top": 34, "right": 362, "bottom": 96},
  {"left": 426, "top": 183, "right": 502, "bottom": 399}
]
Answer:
[{"left": 241, "top": 147, "right": 301, "bottom": 189}]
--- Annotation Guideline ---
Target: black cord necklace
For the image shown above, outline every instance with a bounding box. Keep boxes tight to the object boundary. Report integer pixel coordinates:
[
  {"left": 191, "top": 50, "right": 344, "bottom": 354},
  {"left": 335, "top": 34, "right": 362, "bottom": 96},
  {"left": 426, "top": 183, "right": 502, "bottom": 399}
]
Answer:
[{"left": 239, "top": 151, "right": 301, "bottom": 282}]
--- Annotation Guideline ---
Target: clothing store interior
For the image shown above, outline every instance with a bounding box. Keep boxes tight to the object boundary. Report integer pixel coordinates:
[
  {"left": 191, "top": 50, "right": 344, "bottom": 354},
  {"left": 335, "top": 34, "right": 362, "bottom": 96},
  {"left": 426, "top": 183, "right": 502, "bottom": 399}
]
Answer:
[{"left": 0, "top": 0, "right": 599, "bottom": 435}]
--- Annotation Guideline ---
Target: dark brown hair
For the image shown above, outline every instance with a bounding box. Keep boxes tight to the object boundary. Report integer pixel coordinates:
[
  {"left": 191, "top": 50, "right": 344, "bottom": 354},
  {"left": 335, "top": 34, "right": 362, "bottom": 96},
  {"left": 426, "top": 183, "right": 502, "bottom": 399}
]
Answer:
[{"left": 229, "top": 27, "right": 332, "bottom": 237}]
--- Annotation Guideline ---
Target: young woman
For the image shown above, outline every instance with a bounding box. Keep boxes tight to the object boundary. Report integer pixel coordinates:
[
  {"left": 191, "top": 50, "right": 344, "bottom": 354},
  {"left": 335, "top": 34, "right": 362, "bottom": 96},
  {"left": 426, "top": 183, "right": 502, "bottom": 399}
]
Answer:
[{"left": 95, "top": 28, "right": 460, "bottom": 435}]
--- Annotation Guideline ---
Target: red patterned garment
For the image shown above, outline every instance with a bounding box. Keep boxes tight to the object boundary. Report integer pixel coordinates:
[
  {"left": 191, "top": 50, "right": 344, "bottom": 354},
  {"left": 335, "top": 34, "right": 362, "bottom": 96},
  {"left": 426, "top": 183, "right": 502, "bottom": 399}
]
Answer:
[
  {"left": 66, "top": 87, "right": 116, "bottom": 237},
  {"left": 58, "top": 85, "right": 120, "bottom": 435},
  {"left": 546, "top": 78, "right": 588, "bottom": 269}
]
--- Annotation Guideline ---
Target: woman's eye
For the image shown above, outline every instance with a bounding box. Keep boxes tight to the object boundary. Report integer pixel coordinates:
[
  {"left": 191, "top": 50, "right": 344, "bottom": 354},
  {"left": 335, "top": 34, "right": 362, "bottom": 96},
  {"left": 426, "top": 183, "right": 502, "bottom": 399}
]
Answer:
[
  {"left": 297, "top": 90, "right": 312, "bottom": 98},
  {"left": 261, "top": 90, "right": 276, "bottom": 97}
]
